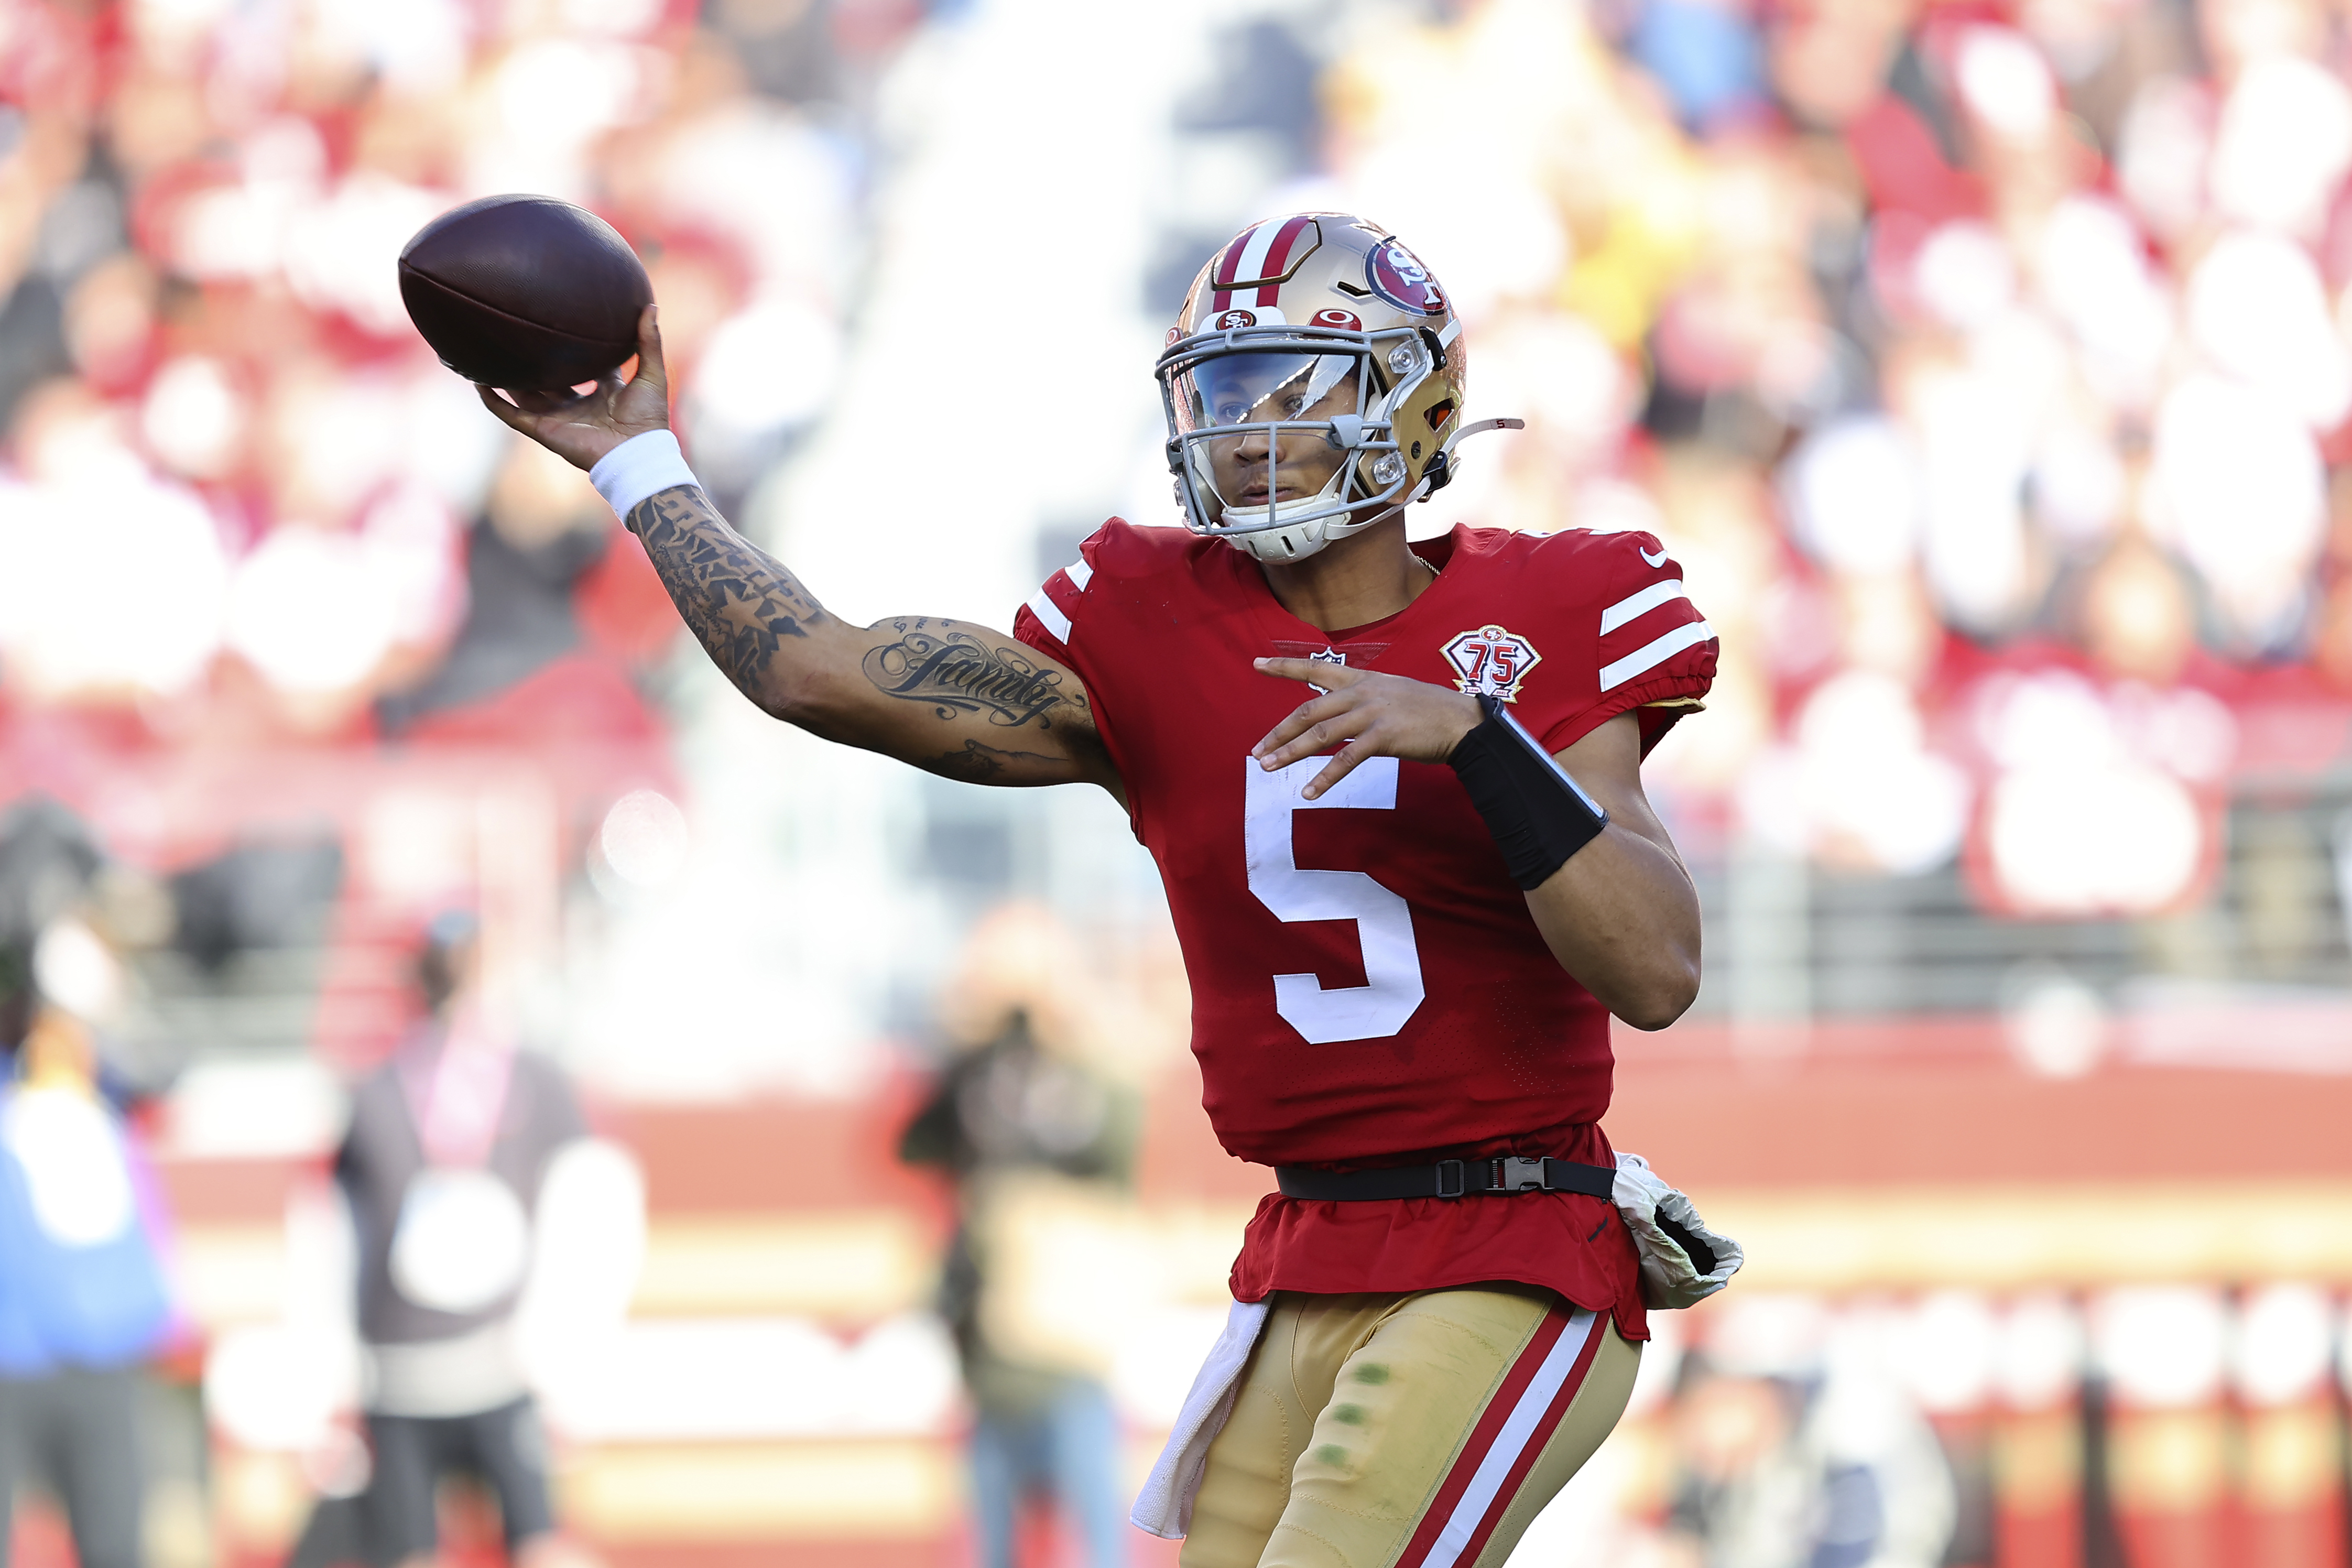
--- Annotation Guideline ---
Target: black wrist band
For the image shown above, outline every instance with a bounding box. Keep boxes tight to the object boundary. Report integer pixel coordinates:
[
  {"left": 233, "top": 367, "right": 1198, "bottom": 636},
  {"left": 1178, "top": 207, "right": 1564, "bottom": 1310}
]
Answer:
[{"left": 1447, "top": 694, "right": 1609, "bottom": 890}]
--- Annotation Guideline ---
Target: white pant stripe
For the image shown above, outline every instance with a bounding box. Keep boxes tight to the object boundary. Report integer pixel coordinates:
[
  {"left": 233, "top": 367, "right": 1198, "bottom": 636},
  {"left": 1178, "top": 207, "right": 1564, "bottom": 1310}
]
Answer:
[{"left": 1417, "top": 1309, "right": 1600, "bottom": 1568}]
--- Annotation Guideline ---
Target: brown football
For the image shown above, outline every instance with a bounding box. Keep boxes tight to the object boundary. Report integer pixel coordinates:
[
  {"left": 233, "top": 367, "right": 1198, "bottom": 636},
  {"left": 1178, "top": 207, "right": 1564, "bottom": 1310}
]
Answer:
[{"left": 399, "top": 194, "right": 654, "bottom": 391}]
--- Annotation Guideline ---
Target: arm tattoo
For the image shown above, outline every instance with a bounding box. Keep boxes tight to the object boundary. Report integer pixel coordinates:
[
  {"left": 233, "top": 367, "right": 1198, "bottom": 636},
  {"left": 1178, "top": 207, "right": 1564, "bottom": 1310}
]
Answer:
[
  {"left": 862, "top": 619, "right": 1072, "bottom": 729},
  {"left": 627, "top": 486, "right": 826, "bottom": 704},
  {"left": 622, "top": 484, "right": 1107, "bottom": 788},
  {"left": 921, "top": 738, "right": 1070, "bottom": 783}
]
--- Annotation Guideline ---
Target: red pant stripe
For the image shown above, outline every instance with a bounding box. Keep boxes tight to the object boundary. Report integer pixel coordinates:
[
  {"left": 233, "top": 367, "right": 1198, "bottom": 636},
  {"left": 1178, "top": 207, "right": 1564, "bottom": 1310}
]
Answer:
[
  {"left": 1445, "top": 1307, "right": 1611, "bottom": 1567},
  {"left": 1392, "top": 1301, "right": 1598, "bottom": 1568}
]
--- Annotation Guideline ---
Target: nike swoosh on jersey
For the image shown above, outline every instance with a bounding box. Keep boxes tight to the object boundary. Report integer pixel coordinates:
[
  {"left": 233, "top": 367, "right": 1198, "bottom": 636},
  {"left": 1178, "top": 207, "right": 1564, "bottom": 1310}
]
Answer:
[{"left": 1638, "top": 546, "right": 1668, "bottom": 568}]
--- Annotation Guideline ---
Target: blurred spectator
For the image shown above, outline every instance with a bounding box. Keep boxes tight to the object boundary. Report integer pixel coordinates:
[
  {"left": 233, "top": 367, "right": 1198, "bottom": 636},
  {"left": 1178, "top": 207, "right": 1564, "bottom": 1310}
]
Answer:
[
  {"left": 377, "top": 440, "right": 615, "bottom": 737},
  {"left": 0, "top": 929, "right": 178, "bottom": 1568},
  {"left": 168, "top": 835, "right": 344, "bottom": 974},
  {"left": 1658, "top": 1320, "right": 1956, "bottom": 1568},
  {"left": 899, "top": 912, "right": 1140, "bottom": 1568},
  {"left": 0, "top": 798, "right": 102, "bottom": 982},
  {"left": 319, "top": 910, "right": 608, "bottom": 1568}
]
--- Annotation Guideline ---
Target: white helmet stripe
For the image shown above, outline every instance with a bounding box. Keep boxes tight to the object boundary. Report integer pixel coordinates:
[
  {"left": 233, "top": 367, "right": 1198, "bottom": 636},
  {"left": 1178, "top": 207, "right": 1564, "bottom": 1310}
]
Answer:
[
  {"left": 1254, "top": 215, "right": 1315, "bottom": 304},
  {"left": 1213, "top": 217, "right": 1289, "bottom": 312}
]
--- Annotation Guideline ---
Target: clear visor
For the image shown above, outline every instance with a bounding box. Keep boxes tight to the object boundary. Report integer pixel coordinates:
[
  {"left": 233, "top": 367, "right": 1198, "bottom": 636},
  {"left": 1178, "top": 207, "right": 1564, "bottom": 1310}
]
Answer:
[
  {"left": 1158, "top": 341, "right": 1411, "bottom": 540},
  {"left": 1175, "top": 351, "right": 1362, "bottom": 434}
]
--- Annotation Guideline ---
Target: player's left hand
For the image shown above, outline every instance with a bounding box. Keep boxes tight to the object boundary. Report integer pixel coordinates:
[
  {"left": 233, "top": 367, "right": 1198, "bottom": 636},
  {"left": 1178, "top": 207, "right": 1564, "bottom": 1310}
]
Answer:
[{"left": 1251, "top": 658, "right": 1483, "bottom": 800}]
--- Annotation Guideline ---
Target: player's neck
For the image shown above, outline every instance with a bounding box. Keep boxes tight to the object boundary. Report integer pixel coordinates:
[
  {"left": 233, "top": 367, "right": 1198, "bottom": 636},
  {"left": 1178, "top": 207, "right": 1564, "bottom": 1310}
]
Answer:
[{"left": 1257, "top": 516, "right": 1434, "bottom": 634}]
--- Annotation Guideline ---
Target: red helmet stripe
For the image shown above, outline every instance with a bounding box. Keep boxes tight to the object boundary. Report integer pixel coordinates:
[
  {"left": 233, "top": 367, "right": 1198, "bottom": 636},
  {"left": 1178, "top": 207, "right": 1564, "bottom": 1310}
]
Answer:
[
  {"left": 1254, "top": 214, "right": 1315, "bottom": 306},
  {"left": 1229, "top": 220, "right": 1283, "bottom": 286}
]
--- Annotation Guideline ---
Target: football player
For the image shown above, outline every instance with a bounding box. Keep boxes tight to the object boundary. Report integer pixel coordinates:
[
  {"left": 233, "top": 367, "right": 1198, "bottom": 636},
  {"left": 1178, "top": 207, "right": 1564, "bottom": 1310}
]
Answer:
[{"left": 482, "top": 213, "right": 1717, "bottom": 1568}]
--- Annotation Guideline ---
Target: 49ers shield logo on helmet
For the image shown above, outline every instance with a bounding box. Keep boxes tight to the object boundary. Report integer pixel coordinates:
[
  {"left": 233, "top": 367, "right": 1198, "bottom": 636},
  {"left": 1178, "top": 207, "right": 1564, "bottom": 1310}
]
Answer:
[
  {"left": 1442, "top": 624, "right": 1541, "bottom": 701},
  {"left": 1366, "top": 238, "right": 1447, "bottom": 315}
]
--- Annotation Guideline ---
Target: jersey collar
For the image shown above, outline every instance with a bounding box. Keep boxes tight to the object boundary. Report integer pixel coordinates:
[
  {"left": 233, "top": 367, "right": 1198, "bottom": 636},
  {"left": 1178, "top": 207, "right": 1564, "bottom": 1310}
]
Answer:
[{"left": 1237, "top": 525, "right": 1468, "bottom": 657}]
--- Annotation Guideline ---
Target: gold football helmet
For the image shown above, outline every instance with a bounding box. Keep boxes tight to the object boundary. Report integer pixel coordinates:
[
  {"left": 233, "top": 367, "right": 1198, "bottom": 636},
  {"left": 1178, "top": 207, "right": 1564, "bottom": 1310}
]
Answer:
[{"left": 1157, "top": 214, "right": 1520, "bottom": 562}]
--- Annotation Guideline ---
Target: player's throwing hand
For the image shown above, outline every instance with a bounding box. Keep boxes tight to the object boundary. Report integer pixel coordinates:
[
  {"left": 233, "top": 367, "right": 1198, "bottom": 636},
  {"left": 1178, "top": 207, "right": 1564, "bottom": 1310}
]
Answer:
[
  {"left": 474, "top": 305, "right": 671, "bottom": 471},
  {"left": 1251, "top": 657, "right": 1484, "bottom": 800}
]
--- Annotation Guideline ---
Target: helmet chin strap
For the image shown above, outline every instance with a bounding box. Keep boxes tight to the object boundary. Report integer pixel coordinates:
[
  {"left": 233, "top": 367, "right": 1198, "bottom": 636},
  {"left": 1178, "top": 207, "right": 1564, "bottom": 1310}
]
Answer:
[{"left": 1220, "top": 495, "right": 1409, "bottom": 564}]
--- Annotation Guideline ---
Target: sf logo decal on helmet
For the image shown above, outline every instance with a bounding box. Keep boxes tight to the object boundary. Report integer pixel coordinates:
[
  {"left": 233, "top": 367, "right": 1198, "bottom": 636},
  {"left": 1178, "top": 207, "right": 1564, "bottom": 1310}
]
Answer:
[
  {"left": 1156, "top": 213, "right": 1520, "bottom": 565},
  {"left": 1366, "top": 238, "right": 1447, "bottom": 316}
]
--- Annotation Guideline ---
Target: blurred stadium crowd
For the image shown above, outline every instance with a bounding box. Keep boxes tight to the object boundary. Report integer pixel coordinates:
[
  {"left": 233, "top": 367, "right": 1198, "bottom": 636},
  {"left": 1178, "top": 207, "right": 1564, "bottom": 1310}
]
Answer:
[
  {"left": 0, "top": 0, "right": 877, "bottom": 750},
  {"left": 4, "top": 0, "right": 2348, "bottom": 1009},
  {"left": 6, "top": 0, "right": 2352, "bottom": 1563},
  {"left": 1306, "top": 0, "right": 2352, "bottom": 978}
]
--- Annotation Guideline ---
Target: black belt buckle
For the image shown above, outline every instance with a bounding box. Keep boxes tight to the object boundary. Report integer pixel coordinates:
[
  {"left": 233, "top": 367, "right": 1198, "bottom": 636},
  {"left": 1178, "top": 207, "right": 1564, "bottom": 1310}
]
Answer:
[
  {"left": 1495, "top": 1156, "right": 1549, "bottom": 1193},
  {"left": 1435, "top": 1158, "right": 1466, "bottom": 1199}
]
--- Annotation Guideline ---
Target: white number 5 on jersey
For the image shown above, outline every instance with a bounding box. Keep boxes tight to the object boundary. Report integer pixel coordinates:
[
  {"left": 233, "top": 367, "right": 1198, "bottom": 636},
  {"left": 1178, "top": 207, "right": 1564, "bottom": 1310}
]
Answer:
[{"left": 1243, "top": 756, "right": 1427, "bottom": 1043}]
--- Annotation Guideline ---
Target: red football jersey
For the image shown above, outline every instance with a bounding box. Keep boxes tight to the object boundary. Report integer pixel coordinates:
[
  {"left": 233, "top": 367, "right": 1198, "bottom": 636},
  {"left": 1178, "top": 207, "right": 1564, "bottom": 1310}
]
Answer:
[{"left": 1012, "top": 519, "right": 1716, "bottom": 1340}]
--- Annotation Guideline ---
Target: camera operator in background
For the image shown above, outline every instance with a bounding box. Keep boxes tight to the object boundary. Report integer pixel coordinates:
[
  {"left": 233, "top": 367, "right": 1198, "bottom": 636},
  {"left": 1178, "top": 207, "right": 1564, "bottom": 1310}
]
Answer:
[
  {"left": 325, "top": 910, "right": 641, "bottom": 1568},
  {"left": 899, "top": 906, "right": 1141, "bottom": 1568},
  {"left": 1658, "top": 1338, "right": 1954, "bottom": 1568}
]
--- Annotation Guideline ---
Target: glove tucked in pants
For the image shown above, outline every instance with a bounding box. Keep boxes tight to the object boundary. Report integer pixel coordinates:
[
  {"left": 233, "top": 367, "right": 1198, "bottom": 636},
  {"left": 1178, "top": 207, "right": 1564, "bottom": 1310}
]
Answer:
[{"left": 1179, "top": 1284, "right": 1640, "bottom": 1568}]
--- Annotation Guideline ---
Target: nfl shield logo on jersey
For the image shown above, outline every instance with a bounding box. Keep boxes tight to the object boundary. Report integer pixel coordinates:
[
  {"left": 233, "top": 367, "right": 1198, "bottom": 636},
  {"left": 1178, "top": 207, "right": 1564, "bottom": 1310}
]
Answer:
[{"left": 1441, "top": 625, "right": 1541, "bottom": 701}]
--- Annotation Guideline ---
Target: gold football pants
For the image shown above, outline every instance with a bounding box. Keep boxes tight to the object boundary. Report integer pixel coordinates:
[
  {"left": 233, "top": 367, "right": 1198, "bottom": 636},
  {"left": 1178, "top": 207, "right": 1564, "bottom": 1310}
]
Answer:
[{"left": 1178, "top": 1285, "right": 1639, "bottom": 1568}]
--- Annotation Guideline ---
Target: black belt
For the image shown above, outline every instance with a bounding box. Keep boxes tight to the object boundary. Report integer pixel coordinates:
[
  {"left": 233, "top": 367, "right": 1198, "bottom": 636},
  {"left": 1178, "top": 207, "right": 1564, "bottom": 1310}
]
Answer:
[{"left": 1276, "top": 1156, "right": 1618, "bottom": 1203}]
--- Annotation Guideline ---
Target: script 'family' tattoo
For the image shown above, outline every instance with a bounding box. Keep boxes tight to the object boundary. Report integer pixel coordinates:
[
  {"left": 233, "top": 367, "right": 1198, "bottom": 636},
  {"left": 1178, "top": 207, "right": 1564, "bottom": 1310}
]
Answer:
[
  {"left": 862, "top": 622, "right": 1070, "bottom": 728},
  {"left": 620, "top": 484, "right": 1112, "bottom": 793},
  {"left": 628, "top": 487, "right": 826, "bottom": 705}
]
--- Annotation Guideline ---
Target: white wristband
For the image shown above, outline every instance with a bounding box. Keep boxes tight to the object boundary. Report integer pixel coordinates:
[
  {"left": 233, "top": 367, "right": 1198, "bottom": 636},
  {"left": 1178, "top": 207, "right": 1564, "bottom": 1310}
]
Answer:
[{"left": 589, "top": 430, "right": 700, "bottom": 524}]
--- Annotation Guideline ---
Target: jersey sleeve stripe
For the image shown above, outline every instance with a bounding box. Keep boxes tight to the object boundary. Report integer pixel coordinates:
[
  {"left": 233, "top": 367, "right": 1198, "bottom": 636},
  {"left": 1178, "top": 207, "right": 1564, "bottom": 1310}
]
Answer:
[
  {"left": 1025, "top": 589, "right": 1073, "bottom": 645},
  {"left": 1599, "top": 619, "right": 1716, "bottom": 692},
  {"left": 1597, "top": 578, "right": 1685, "bottom": 636},
  {"left": 1063, "top": 557, "right": 1094, "bottom": 591}
]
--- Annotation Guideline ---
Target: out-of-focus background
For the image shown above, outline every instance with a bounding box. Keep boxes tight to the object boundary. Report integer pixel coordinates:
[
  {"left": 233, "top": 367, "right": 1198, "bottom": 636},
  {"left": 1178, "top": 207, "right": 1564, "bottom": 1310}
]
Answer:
[{"left": 5, "top": 0, "right": 2352, "bottom": 1562}]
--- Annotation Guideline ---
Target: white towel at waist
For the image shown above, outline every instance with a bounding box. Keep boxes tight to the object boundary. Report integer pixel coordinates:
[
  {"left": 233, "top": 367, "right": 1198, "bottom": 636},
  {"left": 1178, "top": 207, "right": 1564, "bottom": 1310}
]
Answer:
[{"left": 1131, "top": 1297, "right": 1273, "bottom": 1539}]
